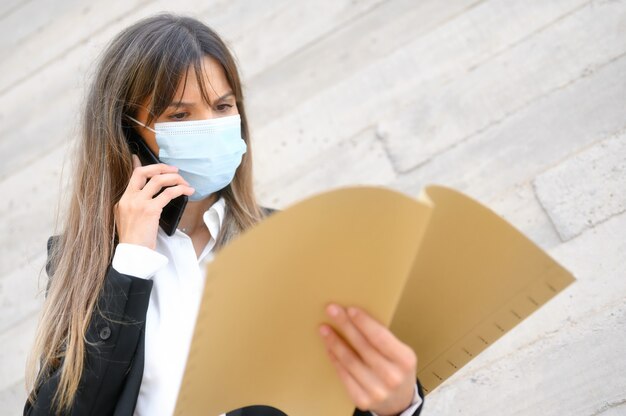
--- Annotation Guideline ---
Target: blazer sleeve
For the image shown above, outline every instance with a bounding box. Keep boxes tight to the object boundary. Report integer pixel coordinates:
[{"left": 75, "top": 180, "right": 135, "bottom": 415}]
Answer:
[{"left": 24, "top": 237, "right": 153, "bottom": 416}]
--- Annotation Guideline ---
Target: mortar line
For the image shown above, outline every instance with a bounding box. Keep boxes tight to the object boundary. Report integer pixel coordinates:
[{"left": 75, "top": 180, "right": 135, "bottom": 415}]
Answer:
[{"left": 589, "top": 398, "right": 626, "bottom": 416}]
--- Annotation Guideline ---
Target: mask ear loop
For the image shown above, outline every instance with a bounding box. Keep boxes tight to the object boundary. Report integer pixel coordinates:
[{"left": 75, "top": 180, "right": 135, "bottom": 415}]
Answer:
[{"left": 127, "top": 115, "right": 157, "bottom": 133}]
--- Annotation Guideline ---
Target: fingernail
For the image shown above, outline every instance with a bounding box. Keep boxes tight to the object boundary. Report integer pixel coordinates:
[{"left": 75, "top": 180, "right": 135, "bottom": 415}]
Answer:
[
  {"left": 319, "top": 325, "right": 330, "bottom": 337},
  {"left": 327, "top": 304, "right": 340, "bottom": 317},
  {"left": 348, "top": 307, "right": 358, "bottom": 318}
]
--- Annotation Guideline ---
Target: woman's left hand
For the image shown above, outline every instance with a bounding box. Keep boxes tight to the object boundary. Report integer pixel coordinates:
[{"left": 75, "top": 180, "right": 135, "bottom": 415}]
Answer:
[{"left": 319, "top": 304, "right": 418, "bottom": 416}]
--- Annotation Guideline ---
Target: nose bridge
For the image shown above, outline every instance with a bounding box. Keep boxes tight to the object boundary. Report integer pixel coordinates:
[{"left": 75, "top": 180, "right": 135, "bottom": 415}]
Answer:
[{"left": 197, "top": 98, "right": 214, "bottom": 118}]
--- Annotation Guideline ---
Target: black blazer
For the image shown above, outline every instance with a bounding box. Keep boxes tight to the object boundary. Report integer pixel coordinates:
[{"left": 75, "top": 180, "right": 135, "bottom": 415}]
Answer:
[{"left": 24, "top": 211, "right": 424, "bottom": 415}]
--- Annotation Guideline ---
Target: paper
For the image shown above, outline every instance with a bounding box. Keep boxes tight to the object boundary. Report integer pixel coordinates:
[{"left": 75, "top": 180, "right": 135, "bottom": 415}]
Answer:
[{"left": 174, "top": 185, "right": 574, "bottom": 415}]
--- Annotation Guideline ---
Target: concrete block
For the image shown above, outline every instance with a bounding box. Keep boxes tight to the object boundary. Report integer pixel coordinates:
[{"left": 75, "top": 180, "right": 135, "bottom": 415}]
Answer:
[
  {"left": 533, "top": 133, "right": 626, "bottom": 241},
  {"left": 0, "top": 256, "right": 46, "bottom": 334},
  {"left": 423, "top": 302, "right": 626, "bottom": 415},
  {"left": 245, "top": 0, "right": 479, "bottom": 123},
  {"left": 391, "top": 49, "right": 626, "bottom": 205},
  {"left": 0, "top": 0, "right": 23, "bottom": 19},
  {"left": 0, "top": 378, "right": 26, "bottom": 416},
  {"left": 231, "top": 0, "right": 386, "bottom": 80},
  {"left": 487, "top": 182, "right": 562, "bottom": 250},
  {"left": 257, "top": 127, "right": 397, "bottom": 208},
  {"left": 0, "top": 145, "right": 69, "bottom": 278},
  {"left": 251, "top": 0, "right": 589, "bottom": 187},
  {"left": 378, "top": 0, "right": 626, "bottom": 172},
  {"left": 0, "top": 313, "right": 38, "bottom": 393},
  {"left": 0, "top": 0, "right": 83, "bottom": 59}
]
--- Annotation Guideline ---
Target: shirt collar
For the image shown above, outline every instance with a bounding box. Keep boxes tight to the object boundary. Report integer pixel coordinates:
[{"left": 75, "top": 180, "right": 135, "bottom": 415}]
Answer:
[{"left": 202, "top": 195, "right": 226, "bottom": 242}]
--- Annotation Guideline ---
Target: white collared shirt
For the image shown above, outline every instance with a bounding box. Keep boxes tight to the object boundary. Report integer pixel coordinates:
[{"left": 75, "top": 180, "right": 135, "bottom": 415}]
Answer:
[
  {"left": 113, "top": 196, "right": 226, "bottom": 416},
  {"left": 111, "top": 196, "right": 422, "bottom": 416}
]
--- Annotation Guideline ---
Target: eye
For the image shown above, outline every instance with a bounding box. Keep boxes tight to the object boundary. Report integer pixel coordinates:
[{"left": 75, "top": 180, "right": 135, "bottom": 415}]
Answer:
[
  {"left": 216, "top": 103, "right": 234, "bottom": 112},
  {"left": 168, "top": 112, "right": 189, "bottom": 120}
]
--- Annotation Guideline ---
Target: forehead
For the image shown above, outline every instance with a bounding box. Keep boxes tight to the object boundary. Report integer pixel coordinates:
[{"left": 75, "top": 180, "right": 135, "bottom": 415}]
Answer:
[{"left": 173, "top": 55, "right": 233, "bottom": 102}]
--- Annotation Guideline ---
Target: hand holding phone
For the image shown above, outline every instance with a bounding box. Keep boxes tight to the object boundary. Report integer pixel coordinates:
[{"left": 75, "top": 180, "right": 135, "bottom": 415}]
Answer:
[
  {"left": 114, "top": 158, "right": 193, "bottom": 248},
  {"left": 118, "top": 127, "right": 191, "bottom": 241}
]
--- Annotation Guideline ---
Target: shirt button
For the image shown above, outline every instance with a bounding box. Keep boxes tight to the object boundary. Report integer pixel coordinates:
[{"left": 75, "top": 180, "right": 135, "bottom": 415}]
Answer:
[{"left": 99, "top": 326, "right": 112, "bottom": 340}]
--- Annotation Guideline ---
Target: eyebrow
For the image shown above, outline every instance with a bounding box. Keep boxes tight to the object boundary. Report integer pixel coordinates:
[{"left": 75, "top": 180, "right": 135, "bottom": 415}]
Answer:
[{"left": 168, "top": 92, "right": 235, "bottom": 108}]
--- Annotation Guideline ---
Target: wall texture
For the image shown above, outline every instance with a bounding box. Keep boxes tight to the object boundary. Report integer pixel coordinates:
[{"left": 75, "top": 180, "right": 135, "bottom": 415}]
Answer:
[{"left": 1, "top": 0, "right": 624, "bottom": 414}]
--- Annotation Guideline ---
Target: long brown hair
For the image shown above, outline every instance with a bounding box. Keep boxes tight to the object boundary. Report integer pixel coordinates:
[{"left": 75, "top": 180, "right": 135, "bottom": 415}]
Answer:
[{"left": 25, "top": 14, "right": 265, "bottom": 413}]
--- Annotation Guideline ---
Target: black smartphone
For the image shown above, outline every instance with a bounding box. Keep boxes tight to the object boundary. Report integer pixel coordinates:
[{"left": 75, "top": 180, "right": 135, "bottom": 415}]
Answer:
[{"left": 125, "top": 126, "right": 188, "bottom": 236}]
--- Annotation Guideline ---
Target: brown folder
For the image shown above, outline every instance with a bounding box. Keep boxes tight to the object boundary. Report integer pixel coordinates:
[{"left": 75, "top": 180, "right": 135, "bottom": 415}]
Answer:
[{"left": 174, "top": 185, "right": 574, "bottom": 415}]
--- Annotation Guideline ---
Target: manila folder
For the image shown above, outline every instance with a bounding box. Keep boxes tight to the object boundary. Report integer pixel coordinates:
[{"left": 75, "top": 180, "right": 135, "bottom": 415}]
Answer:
[{"left": 174, "top": 185, "right": 574, "bottom": 415}]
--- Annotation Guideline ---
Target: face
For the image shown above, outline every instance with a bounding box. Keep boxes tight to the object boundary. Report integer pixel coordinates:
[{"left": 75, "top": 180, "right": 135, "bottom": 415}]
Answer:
[{"left": 133, "top": 55, "right": 239, "bottom": 155}]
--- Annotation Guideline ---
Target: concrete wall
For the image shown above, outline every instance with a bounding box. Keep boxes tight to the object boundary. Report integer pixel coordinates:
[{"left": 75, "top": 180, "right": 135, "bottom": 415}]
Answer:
[{"left": 1, "top": 0, "right": 624, "bottom": 414}]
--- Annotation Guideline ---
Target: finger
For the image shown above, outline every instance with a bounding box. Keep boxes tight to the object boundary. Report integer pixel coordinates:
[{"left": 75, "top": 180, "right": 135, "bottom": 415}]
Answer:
[
  {"left": 347, "top": 307, "right": 417, "bottom": 372},
  {"left": 131, "top": 154, "right": 142, "bottom": 169},
  {"left": 128, "top": 163, "right": 179, "bottom": 191},
  {"left": 326, "top": 347, "right": 373, "bottom": 412},
  {"left": 326, "top": 304, "right": 403, "bottom": 387},
  {"left": 151, "top": 184, "right": 195, "bottom": 208},
  {"left": 319, "top": 325, "right": 388, "bottom": 404},
  {"left": 140, "top": 173, "right": 190, "bottom": 198}
]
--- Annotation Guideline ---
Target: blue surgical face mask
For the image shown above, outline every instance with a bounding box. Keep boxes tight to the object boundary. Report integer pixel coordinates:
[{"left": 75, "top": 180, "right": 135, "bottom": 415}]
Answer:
[{"left": 128, "top": 114, "right": 247, "bottom": 201}]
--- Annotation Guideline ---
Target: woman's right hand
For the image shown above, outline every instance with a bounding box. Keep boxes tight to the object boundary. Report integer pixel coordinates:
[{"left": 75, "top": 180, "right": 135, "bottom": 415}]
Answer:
[{"left": 114, "top": 154, "right": 194, "bottom": 249}]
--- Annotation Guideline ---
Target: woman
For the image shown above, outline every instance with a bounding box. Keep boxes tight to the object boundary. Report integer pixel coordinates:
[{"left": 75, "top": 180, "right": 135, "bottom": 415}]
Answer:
[{"left": 24, "top": 14, "right": 424, "bottom": 416}]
